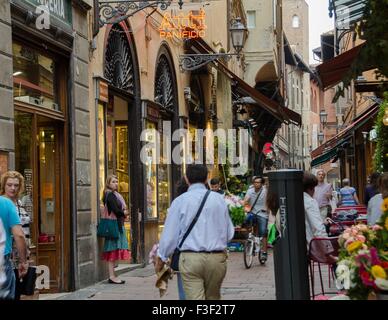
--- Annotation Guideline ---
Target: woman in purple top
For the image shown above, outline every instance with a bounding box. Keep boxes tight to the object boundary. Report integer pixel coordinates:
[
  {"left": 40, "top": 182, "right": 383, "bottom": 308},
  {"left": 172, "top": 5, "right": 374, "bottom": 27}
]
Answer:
[{"left": 364, "top": 172, "right": 380, "bottom": 206}]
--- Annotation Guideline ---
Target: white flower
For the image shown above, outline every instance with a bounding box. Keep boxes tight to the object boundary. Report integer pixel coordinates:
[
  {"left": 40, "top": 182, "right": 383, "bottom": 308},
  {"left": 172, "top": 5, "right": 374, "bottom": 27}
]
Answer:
[
  {"left": 336, "top": 263, "right": 351, "bottom": 290},
  {"left": 375, "top": 278, "right": 388, "bottom": 291}
]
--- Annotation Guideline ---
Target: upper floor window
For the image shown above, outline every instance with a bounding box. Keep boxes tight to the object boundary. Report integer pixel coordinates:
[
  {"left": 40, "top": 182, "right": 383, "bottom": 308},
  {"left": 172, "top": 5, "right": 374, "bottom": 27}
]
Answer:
[
  {"left": 247, "top": 10, "right": 256, "bottom": 29},
  {"left": 292, "top": 15, "right": 300, "bottom": 28}
]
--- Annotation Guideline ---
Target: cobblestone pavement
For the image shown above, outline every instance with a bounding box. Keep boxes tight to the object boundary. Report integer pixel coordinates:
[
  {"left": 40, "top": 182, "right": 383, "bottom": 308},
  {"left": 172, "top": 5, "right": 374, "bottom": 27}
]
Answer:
[
  {"left": 41, "top": 248, "right": 338, "bottom": 300},
  {"left": 42, "top": 251, "right": 276, "bottom": 300}
]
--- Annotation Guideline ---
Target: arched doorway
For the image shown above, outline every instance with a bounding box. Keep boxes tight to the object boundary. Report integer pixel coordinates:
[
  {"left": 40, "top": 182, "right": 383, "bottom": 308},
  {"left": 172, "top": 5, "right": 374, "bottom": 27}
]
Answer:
[
  {"left": 98, "top": 22, "right": 142, "bottom": 262},
  {"left": 151, "top": 45, "right": 179, "bottom": 242}
]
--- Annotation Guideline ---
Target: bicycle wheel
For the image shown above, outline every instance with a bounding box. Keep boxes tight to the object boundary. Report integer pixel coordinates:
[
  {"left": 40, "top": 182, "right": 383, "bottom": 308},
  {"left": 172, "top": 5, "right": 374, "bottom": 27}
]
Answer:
[{"left": 244, "top": 240, "right": 254, "bottom": 269}]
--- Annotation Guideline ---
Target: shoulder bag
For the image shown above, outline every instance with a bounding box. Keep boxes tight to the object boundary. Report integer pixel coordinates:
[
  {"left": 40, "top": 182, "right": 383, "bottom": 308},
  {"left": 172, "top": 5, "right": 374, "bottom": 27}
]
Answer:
[
  {"left": 97, "top": 192, "right": 120, "bottom": 239},
  {"left": 170, "top": 190, "right": 211, "bottom": 271},
  {"left": 244, "top": 188, "right": 263, "bottom": 225}
]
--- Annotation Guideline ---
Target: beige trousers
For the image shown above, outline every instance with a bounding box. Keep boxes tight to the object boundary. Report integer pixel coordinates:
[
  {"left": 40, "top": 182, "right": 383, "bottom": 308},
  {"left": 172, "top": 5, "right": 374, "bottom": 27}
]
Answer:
[{"left": 179, "top": 252, "right": 227, "bottom": 300}]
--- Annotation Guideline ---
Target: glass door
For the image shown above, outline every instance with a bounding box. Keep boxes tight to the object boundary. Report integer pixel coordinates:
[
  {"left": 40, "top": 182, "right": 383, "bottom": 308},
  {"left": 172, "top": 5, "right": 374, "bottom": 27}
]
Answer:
[{"left": 14, "top": 110, "right": 63, "bottom": 292}]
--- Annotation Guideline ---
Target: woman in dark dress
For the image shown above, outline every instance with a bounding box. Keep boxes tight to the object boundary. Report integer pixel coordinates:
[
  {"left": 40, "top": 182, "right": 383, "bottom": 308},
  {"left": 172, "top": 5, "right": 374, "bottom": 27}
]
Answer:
[{"left": 101, "top": 174, "right": 130, "bottom": 284}]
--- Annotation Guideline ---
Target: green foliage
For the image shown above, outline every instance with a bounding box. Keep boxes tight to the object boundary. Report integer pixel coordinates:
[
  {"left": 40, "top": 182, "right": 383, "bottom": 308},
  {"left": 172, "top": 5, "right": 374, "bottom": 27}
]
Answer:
[
  {"left": 333, "top": 0, "right": 388, "bottom": 102},
  {"left": 373, "top": 92, "right": 388, "bottom": 172},
  {"left": 229, "top": 205, "right": 246, "bottom": 226}
]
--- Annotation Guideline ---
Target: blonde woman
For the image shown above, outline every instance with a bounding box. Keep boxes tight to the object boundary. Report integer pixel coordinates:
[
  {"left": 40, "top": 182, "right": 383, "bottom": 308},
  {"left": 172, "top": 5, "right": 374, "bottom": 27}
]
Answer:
[
  {"left": 101, "top": 175, "right": 130, "bottom": 284},
  {"left": 0, "top": 171, "right": 28, "bottom": 299},
  {"left": 0, "top": 171, "right": 31, "bottom": 246}
]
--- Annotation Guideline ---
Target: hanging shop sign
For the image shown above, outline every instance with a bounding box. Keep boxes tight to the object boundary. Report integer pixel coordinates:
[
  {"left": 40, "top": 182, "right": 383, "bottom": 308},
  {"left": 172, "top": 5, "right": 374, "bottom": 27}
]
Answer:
[
  {"left": 16, "top": 0, "right": 72, "bottom": 29},
  {"left": 159, "top": 8, "right": 206, "bottom": 39}
]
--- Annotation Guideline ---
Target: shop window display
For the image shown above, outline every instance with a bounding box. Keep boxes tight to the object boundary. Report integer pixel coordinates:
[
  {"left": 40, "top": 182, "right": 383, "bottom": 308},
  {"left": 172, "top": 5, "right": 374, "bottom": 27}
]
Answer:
[
  {"left": 12, "top": 42, "right": 59, "bottom": 111},
  {"left": 145, "top": 121, "right": 157, "bottom": 219}
]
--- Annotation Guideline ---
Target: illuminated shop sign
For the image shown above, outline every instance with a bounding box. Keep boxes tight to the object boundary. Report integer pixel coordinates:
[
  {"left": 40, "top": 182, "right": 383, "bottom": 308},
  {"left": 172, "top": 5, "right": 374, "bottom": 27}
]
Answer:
[{"left": 159, "top": 8, "right": 206, "bottom": 39}]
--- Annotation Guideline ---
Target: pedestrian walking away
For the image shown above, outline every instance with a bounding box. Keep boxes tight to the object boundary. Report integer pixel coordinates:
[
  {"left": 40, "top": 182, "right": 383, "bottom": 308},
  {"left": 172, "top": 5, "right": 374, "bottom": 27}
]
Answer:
[
  {"left": 338, "top": 178, "right": 360, "bottom": 207},
  {"left": 155, "top": 164, "right": 234, "bottom": 300},
  {"left": 314, "top": 169, "right": 334, "bottom": 220}
]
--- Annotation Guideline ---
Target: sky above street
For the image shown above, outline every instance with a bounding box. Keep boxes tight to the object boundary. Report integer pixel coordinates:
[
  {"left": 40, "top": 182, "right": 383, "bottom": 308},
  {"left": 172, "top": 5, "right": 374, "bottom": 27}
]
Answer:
[{"left": 306, "top": 0, "right": 334, "bottom": 64}]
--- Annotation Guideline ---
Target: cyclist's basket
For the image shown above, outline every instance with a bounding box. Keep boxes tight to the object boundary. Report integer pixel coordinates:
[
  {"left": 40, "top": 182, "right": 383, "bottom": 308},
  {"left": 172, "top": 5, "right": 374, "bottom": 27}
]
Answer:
[{"left": 233, "top": 226, "right": 251, "bottom": 240}]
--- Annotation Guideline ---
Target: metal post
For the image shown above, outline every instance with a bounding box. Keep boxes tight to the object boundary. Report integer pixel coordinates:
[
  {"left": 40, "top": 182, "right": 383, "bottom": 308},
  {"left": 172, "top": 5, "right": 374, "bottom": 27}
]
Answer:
[{"left": 267, "top": 169, "right": 310, "bottom": 300}]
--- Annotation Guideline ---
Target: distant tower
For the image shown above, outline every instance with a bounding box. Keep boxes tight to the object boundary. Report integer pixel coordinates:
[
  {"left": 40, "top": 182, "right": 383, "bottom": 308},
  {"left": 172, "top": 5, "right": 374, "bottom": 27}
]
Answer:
[{"left": 282, "top": 0, "right": 309, "bottom": 61}]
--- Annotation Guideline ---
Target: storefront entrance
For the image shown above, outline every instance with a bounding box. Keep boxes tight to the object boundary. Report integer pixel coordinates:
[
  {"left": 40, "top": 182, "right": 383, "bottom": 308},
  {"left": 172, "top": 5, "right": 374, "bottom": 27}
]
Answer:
[
  {"left": 14, "top": 111, "right": 69, "bottom": 292},
  {"left": 98, "top": 94, "right": 133, "bottom": 256},
  {"left": 13, "top": 39, "right": 70, "bottom": 292}
]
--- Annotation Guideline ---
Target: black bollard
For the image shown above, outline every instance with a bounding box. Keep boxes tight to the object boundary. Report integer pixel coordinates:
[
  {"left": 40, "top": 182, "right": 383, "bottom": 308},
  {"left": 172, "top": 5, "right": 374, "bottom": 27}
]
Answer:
[{"left": 267, "top": 169, "right": 310, "bottom": 300}]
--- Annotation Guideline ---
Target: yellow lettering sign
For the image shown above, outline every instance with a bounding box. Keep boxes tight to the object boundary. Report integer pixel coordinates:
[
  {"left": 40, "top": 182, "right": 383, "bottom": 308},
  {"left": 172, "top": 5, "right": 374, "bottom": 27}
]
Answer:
[{"left": 159, "top": 8, "right": 207, "bottom": 39}]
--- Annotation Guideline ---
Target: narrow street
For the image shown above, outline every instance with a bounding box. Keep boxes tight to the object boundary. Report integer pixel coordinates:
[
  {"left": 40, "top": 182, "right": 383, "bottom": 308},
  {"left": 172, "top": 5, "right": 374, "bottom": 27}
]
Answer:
[{"left": 40, "top": 251, "right": 276, "bottom": 300}]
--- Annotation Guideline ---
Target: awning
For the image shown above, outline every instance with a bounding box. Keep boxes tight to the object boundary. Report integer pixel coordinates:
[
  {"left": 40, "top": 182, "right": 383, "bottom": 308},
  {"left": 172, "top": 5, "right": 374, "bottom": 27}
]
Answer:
[
  {"left": 221, "top": 65, "right": 301, "bottom": 125},
  {"left": 316, "top": 43, "right": 365, "bottom": 90},
  {"left": 311, "top": 148, "right": 342, "bottom": 168},
  {"left": 311, "top": 103, "right": 380, "bottom": 166},
  {"left": 329, "top": 0, "right": 367, "bottom": 28},
  {"left": 185, "top": 37, "right": 302, "bottom": 126}
]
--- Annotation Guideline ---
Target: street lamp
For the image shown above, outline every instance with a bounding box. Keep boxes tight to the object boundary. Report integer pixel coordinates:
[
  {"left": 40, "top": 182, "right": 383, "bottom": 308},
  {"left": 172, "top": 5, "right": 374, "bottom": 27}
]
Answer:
[
  {"left": 319, "top": 109, "right": 328, "bottom": 127},
  {"left": 229, "top": 18, "right": 247, "bottom": 58},
  {"left": 180, "top": 17, "right": 248, "bottom": 71},
  {"left": 318, "top": 131, "right": 325, "bottom": 144}
]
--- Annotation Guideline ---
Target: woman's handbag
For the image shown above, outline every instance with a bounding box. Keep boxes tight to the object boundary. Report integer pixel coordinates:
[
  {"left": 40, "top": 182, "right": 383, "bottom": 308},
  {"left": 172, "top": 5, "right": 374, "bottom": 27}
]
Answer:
[
  {"left": 97, "top": 219, "right": 119, "bottom": 239},
  {"left": 14, "top": 266, "right": 37, "bottom": 296}
]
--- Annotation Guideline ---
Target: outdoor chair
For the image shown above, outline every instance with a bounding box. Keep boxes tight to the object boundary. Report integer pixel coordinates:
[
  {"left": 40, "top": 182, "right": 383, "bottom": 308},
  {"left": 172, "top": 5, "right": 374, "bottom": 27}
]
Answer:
[{"left": 308, "top": 236, "right": 340, "bottom": 299}]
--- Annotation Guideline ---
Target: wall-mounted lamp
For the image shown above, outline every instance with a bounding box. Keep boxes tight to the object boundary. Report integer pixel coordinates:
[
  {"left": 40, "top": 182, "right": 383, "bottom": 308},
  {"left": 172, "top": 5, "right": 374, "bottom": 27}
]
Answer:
[
  {"left": 362, "top": 131, "right": 368, "bottom": 142},
  {"left": 318, "top": 131, "right": 324, "bottom": 144},
  {"left": 319, "top": 109, "right": 328, "bottom": 127}
]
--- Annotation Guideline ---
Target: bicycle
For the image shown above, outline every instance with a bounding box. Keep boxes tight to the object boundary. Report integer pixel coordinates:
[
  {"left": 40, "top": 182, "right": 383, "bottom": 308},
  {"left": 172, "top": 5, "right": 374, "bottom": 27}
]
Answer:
[{"left": 243, "top": 227, "right": 265, "bottom": 268}]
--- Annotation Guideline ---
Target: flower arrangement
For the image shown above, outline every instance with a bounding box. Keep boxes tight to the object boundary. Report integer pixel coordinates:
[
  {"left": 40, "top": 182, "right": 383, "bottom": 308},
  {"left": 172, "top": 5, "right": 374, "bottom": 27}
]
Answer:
[
  {"left": 225, "top": 194, "right": 246, "bottom": 226},
  {"left": 336, "top": 197, "right": 388, "bottom": 299}
]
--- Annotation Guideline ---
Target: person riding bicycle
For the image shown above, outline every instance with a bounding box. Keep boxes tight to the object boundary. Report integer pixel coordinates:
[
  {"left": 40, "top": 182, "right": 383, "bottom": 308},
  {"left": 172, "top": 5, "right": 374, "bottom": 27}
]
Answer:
[{"left": 243, "top": 176, "right": 268, "bottom": 263}]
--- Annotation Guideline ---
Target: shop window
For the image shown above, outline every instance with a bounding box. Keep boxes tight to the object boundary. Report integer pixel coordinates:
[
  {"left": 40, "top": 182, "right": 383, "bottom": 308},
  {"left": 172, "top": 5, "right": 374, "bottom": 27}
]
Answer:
[
  {"left": 158, "top": 129, "right": 171, "bottom": 223},
  {"left": 12, "top": 42, "right": 59, "bottom": 111},
  {"left": 98, "top": 103, "right": 106, "bottom": 203},
  {"left": 145, "top": 120, "right": 158, "bottom": 219}
]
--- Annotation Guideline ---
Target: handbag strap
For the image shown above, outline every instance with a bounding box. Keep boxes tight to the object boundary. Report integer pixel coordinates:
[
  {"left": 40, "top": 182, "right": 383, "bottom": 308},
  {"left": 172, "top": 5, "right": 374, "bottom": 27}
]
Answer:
[{"left": 177, "top": 190, "right": 211, "bottom": 249}]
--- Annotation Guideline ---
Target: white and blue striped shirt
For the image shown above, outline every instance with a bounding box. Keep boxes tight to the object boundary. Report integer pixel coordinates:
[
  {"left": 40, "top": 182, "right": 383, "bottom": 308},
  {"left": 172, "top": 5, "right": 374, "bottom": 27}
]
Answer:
[{"left": 158, "top": 183, "right": 235, "bottom": 262}]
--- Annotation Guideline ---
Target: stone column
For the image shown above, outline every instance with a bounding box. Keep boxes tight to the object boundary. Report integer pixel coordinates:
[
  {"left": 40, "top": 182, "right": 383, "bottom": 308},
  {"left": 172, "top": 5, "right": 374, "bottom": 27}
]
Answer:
[
  {"left": 71, "top": 1, "right": 94, "bottom": 289},
  {"left": 0, "top": 0, "right": 14, "bottom": 169}
]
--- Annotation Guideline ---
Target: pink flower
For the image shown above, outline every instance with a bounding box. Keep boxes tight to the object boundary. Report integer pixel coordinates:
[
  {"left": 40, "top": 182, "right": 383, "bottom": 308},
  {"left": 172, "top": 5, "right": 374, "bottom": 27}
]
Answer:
[
  {"left": 351, "top": 228, "right": 359, "bottom": 236},
  {"left": 342, "top": 232, "right": 351, "bottom": 240},
  {"left": 355, "top": 235, "right": 366, "bottom": 243},
  {"left": 370, "top": 247, "right": 381, "bottom": 265},
  {"left": 372, "top": 225, "right": 383, "bottom": 231},
  {"left": 345, "top": 238, "right": 355, "bottom": 247}
]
